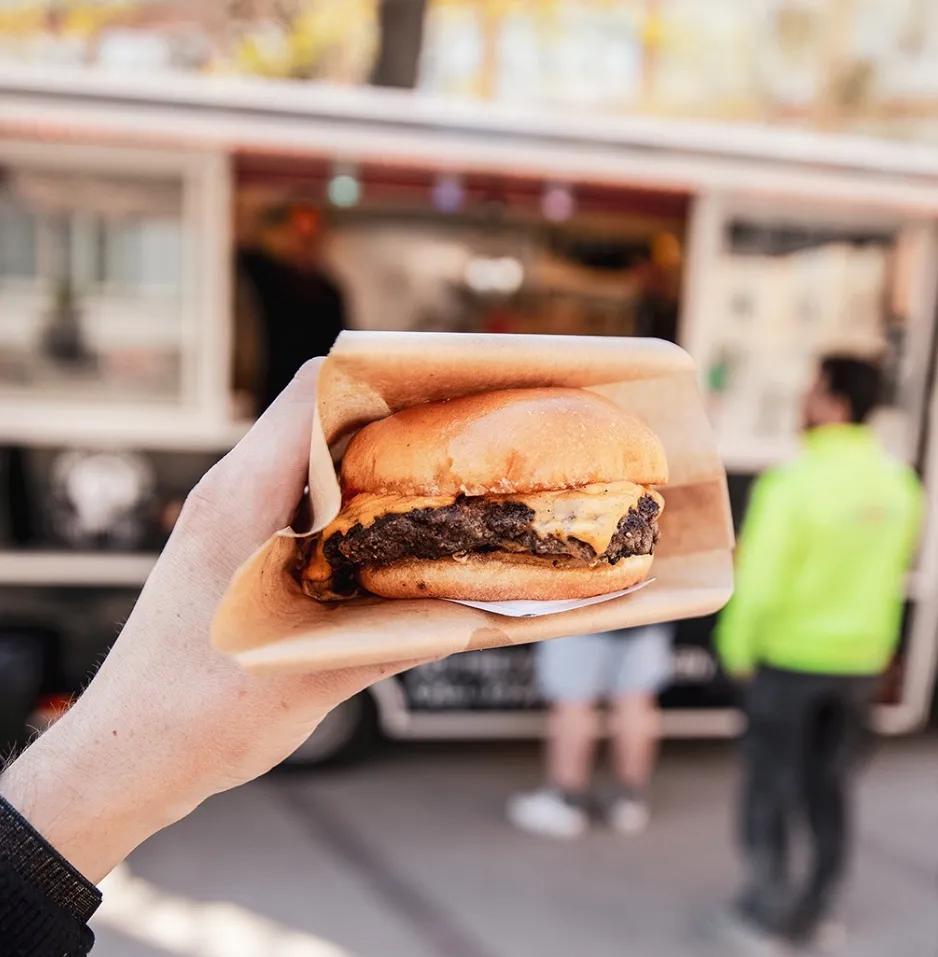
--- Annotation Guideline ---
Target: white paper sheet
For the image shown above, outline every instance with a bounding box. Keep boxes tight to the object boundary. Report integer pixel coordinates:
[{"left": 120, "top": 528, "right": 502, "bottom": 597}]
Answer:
[{"left": 444, "top": 579, "right": 653, "bottom": 618}]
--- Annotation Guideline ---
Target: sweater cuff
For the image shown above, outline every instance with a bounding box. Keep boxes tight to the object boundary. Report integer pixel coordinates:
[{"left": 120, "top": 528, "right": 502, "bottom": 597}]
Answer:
[{"left": 0, "top": 793, "right": 102, "bottom": 924}]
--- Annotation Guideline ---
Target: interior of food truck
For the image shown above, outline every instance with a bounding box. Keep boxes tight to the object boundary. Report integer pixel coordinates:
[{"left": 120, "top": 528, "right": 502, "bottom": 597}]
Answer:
[{"left": 233, "top": 156, "right": 688, "bottom": 344}]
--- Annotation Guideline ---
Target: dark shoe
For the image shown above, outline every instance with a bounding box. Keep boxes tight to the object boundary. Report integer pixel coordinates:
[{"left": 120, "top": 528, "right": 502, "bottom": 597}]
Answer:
[{"left": 696, "top": 906, "right": 788, "bottom": 957}]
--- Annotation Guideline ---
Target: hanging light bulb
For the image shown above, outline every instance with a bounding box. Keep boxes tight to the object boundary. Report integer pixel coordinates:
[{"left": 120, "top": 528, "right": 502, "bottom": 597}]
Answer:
[
  {"left": 328, "top": 164, "right": 361, "bottom": 208},
  {"left": 432, "top": 173, "right": 465, "bottom": 213},
  {"left": 541, "top": 182, "right": 575, "bottom": 222},
  {"left": 464, "top": 256, "right": 524, "bottom": 295}
]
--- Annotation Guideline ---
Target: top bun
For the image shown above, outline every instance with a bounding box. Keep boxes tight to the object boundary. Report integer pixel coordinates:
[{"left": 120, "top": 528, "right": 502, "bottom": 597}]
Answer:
[{"left": 340, "top": 387, "right": 667, "bottom": 497}]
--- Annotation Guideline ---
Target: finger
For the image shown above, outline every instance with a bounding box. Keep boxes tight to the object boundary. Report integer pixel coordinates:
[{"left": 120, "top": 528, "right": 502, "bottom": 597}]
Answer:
[
  {"left": 211, "top": 358, "right": 324, "bottom": 532},
  {"left": 230, "top": 357, "right": 322, "bottom": 478}
]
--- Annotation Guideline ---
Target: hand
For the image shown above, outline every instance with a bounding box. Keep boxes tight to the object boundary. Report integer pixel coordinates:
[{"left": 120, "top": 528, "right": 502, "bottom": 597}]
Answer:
[{"left": 0, "top": 361, "right": 426, "bottom": 883}]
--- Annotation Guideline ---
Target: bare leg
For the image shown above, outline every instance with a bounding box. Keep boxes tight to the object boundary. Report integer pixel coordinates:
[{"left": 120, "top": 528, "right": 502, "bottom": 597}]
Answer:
[
  {"left": 610, "top": 692, "right": 660, "bottom": 792},
  {"left": 545, "top": 701, "right": 600, "bottom": 794}
]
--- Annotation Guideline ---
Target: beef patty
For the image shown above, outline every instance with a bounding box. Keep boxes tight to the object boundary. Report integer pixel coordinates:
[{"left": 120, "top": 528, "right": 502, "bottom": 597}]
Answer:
[{"left": 318, "top": 494, "right": 660, "bottom": 592}]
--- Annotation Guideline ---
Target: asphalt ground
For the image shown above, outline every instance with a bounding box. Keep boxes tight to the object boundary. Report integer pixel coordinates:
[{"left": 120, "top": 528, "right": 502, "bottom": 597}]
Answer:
[{"left": 91, "top": 734, "right": 938, "bottom": 957}]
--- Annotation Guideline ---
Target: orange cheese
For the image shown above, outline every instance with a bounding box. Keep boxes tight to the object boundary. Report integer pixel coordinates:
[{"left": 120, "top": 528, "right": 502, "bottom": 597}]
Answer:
[
  {"left": 324, "top": 493, "right": 457, "bottom": 537},
  {"left": 303, "top": 493, "right": 457, "bottom": 585},
  {"left": 302, "top": 482, "right": 663, "bottom": 588},
  {"left": 302, "top": 540, "right": 334, "bottom": 584},
  {"left": 511, "top": 482, "right": 663, "bottom": 556}
]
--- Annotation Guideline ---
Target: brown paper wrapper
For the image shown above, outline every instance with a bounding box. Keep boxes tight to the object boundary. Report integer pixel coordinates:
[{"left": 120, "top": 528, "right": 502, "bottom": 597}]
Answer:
[{"left": 211, "top": 332, "right": 735, "bottom": 674}]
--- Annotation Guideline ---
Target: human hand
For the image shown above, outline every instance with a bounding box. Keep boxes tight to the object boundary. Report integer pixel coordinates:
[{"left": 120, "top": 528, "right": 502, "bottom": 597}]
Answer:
[{"left": 0, "top": 360, "right": 427, "bottom": 883}]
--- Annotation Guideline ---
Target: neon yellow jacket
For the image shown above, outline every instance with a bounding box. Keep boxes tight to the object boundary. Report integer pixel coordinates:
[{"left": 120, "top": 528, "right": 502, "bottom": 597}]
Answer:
[{"left": 716, "top": 425, "right": 924, "bottom": 677}]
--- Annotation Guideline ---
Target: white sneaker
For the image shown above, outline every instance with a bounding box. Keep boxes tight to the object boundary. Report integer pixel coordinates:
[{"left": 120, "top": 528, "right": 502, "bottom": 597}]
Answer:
[
  {"left": 608, "top": 795, "right": 650, "bottom": 835},
  {"left": 507, "top": 789, "right": 589, "bottom": 839}
]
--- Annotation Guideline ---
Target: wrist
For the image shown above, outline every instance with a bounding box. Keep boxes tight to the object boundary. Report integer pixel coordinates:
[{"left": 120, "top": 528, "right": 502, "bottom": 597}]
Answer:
[
  {"left": 0, "top": 791, "right": 102, "bottom": 919},
  {"left": 0, "top": 692, "right": 201, "bottom": 883}
]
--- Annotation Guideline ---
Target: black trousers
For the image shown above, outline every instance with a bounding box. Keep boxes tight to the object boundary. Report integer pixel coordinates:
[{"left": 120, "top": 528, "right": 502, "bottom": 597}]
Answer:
[{"left": 737, "top": 665, "right": 876, "bottom": 940}]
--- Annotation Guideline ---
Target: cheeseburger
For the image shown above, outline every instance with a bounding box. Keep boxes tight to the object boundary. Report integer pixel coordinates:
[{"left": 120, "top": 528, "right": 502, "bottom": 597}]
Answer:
[{"left": 300, "top": 387, "right": 666, "bottom": 601}]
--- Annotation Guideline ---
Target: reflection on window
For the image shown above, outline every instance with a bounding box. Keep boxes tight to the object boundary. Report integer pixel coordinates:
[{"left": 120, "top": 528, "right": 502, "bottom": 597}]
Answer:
[
  {"left": 707, "top": 220, "right": 905, "bottom": 458},
  {"left": 0, "top": 169, "right": 187, "bottom": 406},
  {"left": 95, "top": 217, "right": 182, "bottom": 293},
  {"left": 0, "top": 196, "right": 37, "bottom": 279}
]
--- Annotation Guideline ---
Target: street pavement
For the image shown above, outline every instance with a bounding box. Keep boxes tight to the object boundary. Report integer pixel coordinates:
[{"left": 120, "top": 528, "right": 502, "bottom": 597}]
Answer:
[{"left": 90, "top": 734, "right": 938, "bottom": 957}]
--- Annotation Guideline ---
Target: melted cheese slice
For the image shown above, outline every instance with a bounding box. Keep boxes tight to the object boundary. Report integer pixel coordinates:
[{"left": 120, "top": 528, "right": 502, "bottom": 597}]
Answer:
[
  {"left": 302, "top": 544, "right": 337, "bottom": 584},
  {"left": 302, "top": 482, "right": 663, "bottom": 586},
  {"left": 512, "top": 482, "right": 663, "bottom": 555},
  {"left": 303, "top": 492, "right": 456, "bottom": 585},
  {"left": 323, "top": 493, "right": 457, "bottom": 538}
]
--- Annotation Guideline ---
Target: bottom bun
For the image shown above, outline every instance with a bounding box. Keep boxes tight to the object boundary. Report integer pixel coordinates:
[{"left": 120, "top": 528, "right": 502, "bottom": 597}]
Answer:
[{"left": 358, "top": 552, "right": 654, "bottom": 601}]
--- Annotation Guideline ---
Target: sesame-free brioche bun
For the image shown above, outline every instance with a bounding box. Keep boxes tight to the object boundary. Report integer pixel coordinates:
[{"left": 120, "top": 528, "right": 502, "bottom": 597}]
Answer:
[
  {"left": 340, "top": 387, "right": 667, "bottom": 497},
  {"left": 359, "top": 552, "right": 654, "bottom": 601}
]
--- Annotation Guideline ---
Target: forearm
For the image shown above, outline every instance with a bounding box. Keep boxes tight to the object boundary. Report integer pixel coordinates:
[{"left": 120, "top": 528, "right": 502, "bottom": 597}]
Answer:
[
  {"left": 717, "top": 472, "right": 795, "bottom": 678},
  {"left": 715, "top": 604, "right": 758, "bottom": 677},
  {"left": 0, "top": 685, "right": 195, "bottom": 884},
  {"left": 0, "top": 545, "right": 219, "bottom": 883}
]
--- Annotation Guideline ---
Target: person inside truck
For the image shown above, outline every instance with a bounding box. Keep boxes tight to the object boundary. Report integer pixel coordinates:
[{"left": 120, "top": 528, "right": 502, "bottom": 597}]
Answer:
[{"left": 237, "top": 200, "right": 347, "bottom": 413}]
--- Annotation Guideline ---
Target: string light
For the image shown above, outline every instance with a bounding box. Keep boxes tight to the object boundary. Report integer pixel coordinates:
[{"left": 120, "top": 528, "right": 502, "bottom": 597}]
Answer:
[
  {"left": 464, "top": 256, "right": 524, "bottom": 295},
  {"left": 432, "top": 173, "right": 465, "bottom": 213},
  {"left": 541, "top": 182, "right": 575, "bottom": 222},
  {"left": 327, "top": 164, "right": 361, "bottom": 207}
]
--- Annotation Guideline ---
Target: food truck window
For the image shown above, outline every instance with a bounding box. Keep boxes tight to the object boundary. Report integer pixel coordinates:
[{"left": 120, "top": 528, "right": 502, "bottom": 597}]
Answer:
[
  {"left": 233, "top": 162, "right": 689, "bottom": 415},
  {"left": 0, "top": 166, "right": 187, "bottom": 408},
  {"left": 703, "top": 216, "right": 920, "bottom": 467}
]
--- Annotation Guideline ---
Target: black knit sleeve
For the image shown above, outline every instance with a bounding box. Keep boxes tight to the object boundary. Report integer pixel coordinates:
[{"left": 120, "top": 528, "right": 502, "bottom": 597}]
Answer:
[{"left": 0, "top": 794, "right": 101, "bottom": 956}]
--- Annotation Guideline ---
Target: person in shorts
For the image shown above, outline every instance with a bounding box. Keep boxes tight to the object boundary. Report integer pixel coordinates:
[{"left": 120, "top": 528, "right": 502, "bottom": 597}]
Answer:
[{"left": 507, "top": 623, "right": 673, "bottom": 838}]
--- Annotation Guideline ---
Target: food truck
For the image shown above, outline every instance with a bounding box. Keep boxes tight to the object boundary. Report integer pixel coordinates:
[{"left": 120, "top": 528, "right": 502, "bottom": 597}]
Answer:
[{"left": 1, "top": 67, "right": 936, "bottom": 762}]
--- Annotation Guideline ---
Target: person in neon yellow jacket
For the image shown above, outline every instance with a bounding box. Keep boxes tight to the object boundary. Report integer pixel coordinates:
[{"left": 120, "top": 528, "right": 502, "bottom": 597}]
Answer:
[{"left": 715, "top": 355, "right": 924, "bottom": 947}]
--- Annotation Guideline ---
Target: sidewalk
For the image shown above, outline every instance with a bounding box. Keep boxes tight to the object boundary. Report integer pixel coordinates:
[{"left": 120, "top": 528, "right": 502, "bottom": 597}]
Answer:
[{"left": 91, "top": 734, "right": 938, "bottom": 957}]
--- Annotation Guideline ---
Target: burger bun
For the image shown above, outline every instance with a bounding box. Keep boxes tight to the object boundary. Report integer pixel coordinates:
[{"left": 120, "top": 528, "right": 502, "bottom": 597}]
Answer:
[
  {"left": 359, "top": 552, "right": 654, "bottom": 601},
  {"left": 341, "top": 387, "right": 667, "bottom": 497}
]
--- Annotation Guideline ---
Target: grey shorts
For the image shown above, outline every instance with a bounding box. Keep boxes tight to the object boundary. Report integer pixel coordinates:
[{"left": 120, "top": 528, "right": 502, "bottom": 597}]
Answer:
[{"left": 536, "top": 624, "right": 674, "bottom": 703}]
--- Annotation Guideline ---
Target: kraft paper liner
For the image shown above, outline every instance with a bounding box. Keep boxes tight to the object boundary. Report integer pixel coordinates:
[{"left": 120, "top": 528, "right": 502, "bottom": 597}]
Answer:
[{"left": 212, "top": 331, "right": 735, "bottom": 674}]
